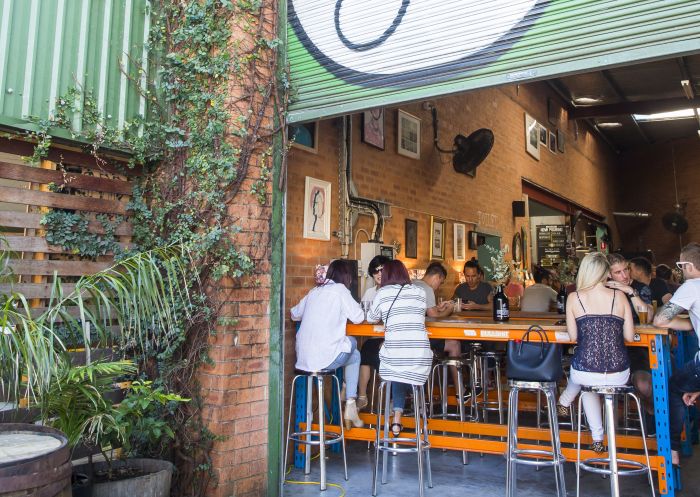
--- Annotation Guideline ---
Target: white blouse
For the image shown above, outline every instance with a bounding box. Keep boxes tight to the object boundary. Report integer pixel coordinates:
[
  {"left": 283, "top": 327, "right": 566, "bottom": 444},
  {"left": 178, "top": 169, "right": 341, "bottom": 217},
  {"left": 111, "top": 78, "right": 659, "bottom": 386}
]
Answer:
[{"left": 291, "top": 281, "right": 364, "bottom": 372}]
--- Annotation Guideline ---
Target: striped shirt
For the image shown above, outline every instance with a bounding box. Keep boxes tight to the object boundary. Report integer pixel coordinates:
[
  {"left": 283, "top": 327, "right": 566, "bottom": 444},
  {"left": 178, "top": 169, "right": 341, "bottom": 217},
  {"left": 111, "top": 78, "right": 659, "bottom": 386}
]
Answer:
[{"left": 367, "top": 284, "right": 433, "bottom": 386}]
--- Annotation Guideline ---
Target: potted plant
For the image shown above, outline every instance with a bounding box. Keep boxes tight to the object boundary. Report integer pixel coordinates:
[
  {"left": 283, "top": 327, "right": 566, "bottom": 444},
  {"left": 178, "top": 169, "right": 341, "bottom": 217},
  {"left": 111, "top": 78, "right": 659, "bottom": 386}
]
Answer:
[
  {"left": 68, "top": 378, "right": 189, "bottom": 497},
  {"left": 1, "top": 242, "right": 197, "bottom": 497}
]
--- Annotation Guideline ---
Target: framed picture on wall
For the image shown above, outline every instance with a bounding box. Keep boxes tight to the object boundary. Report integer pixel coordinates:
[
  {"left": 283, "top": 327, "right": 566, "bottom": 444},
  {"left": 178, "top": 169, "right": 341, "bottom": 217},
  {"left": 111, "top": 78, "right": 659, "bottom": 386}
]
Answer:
[
  {"left": 405, "top": 219, "right": 418, "bottom": 259},
  {"left": 362, "top": 108, "right": 385, "bottom": 150},
  {"left": 430, "top": 216, "right": 446, "bottom": 260},
  {"left": 397, "top": 110, "right": 421, "bottom": 159},
  {"left": 454, "top": 223, "right": 466, "bottom": 261},
  {"left": 289, "top": 122, "right": 318, "bottom": 153},
  {"left": 557, "top": 128, "right": 566, "bottom": 153},
  {"left": 549, "top": 131, "right": 557, "bottom": 153},
  {"left": 539, "top": 125, "right": 548, "bottom": 146},
  {"left": 525, "top": 113, "right": 540, "bottom": 160},
  {"left": 303, "top": 177, "right": 331, "bottom": 240}
]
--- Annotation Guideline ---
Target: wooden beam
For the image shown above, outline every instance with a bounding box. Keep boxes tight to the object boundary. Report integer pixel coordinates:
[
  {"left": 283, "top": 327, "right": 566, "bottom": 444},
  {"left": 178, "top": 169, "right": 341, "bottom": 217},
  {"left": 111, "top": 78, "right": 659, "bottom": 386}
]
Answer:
[
  {"left": 0, "top": 185, "right": 127, "bottom": 214},
  {"left": 0, "top": 136, "right": 141, "bottom": 176},
  {"left": 8, "top": 260, "right": 112, "bottom": 276},
  {"left": 0, "top": 161, "right": 133, "bottom": 195},
  {"left": 0, "top": 283, "right": 76, "bottom": 299},
  {"left": 0, "top": 212, "right": 132, "bottom": 235},
  {"left": 570, "top": 97, "right": 699, "bottom": 120},
  {"left": 4, "top": 235, "right": 129, "bottom": 254}
]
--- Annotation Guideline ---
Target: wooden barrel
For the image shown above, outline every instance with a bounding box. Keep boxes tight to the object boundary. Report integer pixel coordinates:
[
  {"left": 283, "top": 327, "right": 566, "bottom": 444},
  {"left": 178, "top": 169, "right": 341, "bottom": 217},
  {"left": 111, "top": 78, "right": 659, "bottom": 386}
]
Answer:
[{"left": 0, "top": 424, "right": 71, "bottom": 497}]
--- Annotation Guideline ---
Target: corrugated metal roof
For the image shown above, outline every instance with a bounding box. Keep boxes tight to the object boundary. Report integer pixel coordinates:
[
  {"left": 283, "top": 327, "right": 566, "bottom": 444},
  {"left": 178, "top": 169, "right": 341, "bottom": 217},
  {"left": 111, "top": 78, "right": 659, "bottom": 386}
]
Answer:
[
  {"left": 0, "top": 0, "right": 151, "bottom": 136},
  {"left": 287, "top": 0, "right": 700, "bottom": 123}
]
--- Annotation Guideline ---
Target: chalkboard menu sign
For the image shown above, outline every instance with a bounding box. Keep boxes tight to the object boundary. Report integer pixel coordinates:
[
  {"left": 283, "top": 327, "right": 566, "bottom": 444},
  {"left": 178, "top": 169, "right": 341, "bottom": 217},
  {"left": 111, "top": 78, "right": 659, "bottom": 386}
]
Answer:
[{"left": 536, "top": 225, "right": 567, "bottom": 267}]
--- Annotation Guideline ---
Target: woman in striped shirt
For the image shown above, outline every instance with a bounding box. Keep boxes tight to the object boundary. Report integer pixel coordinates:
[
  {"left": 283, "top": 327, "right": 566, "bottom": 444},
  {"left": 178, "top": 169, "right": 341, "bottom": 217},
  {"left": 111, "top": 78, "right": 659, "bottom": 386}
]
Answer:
[{"left": 367, "top": 260, "right": 433, "bottom": 435}]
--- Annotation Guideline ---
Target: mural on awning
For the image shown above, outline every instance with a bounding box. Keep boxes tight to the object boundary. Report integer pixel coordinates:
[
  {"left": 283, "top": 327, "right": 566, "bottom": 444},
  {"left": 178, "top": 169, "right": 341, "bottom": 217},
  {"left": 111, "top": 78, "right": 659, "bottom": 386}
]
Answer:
[
  {"left": 286, "top": 0, "right": 700, "bottom": 122},
  {"left": 289, "top": 0, "right": 543, "bottom": 87}
]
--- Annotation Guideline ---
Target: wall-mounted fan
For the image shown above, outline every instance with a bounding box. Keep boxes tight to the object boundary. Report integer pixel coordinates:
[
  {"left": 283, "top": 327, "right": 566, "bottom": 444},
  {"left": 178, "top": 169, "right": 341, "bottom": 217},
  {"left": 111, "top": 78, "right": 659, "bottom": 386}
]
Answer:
[
  {"left": 430, "top": 106, "right": 494, "bottom": 175},
  {"left": 663, "top": 144, "right": 688, "bottom": 235},
  {"left": 662, "top": 204, "right": 688, "bottom": 234}
]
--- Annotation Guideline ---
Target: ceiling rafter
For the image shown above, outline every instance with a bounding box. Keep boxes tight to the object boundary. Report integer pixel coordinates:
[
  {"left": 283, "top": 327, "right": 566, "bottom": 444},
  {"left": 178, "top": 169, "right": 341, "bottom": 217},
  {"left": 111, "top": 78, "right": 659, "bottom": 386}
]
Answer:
[
  {"left": 569, "top": 97, "right": 699, "bottom": 120},
  {"left": 600, "top": 70, "right": 651, "bottom": 144},
  {"left": 547, "top": 79, "right": 619, "bottom": 153},
  {"left": 677, "top": 57, "right": 700, "bottom": 128}
]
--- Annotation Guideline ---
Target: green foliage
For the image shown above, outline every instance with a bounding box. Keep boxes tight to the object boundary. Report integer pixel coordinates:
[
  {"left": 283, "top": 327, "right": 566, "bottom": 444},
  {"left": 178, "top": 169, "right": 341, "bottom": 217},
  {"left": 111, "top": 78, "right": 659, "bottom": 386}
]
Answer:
[
  {"left": 41, "top": 211, "right": 123, "bottom": 259},
  {"left": 36, "top": 359, "right": 137, "bottom": 448},
  {"left": 112, "top": 380, "right": 189, "bottom": 458},
  {"left": 17, "top": 0, "right": 285, "bottom": 494}
]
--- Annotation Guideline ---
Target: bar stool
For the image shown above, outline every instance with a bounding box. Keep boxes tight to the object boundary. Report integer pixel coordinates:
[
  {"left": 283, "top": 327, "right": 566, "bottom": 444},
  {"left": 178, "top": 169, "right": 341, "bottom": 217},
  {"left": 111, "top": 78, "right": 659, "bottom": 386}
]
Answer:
[
  {"left": 621, "top": 393, "right": 642, "bottom": 434},
  {"left": 576, "top": 385, "right": 655, "bottom": 497},
  {"left": 537, "top": 364, "right": 576, "bottom": 430},
  {"left": 428, "top": 357, "right": 474, "bottom": 464},
  {"left": 474, "top": 350, "right": 505, "bottom": 423},
  {"left": 505, "top": 380, "right": 567, "bottom": 497},
  {"left": 372, "top": 380, "right": 433, "bottom": 497},
  {"left": 284, "top": 369, "right": 348, "bottom": 490}
]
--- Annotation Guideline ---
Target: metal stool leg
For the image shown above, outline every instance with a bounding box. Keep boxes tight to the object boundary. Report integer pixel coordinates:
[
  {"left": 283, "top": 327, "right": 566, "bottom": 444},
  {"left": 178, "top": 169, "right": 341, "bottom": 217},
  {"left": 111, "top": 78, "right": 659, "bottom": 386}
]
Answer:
[
  {"left": 332, "top": 375, "right": 348, "bottom": 481},
  {"left": 382, "top": 381, "right": 391, "bottom": 484},
  {"left": 505, "top": 387, "right": 519, "bottom": 497},
  {"left": 372, "top": 381, "right": 384, "bottom": 496},
  {"left": 604, "top": 393, "right": 620, "bottom": 497},
  {"left": 496, "top": 362, "right": 504, "bottom": 424},
  {"left": 456, "top": 366, "right": 469, "bottom": 464},
  {"left": 420, "top": 386, "right": 433, "bottom": 488},
  {"left": 629, "top": 392, "right": 656, "bottom": 497},
  {"left": 576, "top": 391, "right": 584, "bottom": 497},
  {"left": 317, "top": 376, "right": 327, "bottom": 490},
  {"left": 544, "top": 387, "right": 566, "bottom": 497},
  {"left": 481, "top": 356, "right": 489, "bottom": 422},
  {"left": 283, "top": 375, "right": 301, "bottom": 474},
  {"left": 413, "top": 385, "right": 425, "bottom": 497},
  {"left": 305, "top": 375, "right": 313, "bottom": 475}
]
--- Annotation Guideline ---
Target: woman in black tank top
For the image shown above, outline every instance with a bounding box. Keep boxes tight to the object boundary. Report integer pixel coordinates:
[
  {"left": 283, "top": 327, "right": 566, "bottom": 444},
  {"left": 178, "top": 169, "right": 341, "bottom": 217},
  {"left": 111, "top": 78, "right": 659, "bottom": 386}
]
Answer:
[{"left": 556, "top": 253, "right": 635, "bottom": 453}]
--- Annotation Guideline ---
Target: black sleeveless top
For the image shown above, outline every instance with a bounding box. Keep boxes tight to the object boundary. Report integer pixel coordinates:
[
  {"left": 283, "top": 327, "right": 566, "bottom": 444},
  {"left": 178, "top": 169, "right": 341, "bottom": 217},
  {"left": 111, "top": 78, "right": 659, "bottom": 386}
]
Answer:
[{"left": 571, "top": 290, "right": 630, "bottom": 373}]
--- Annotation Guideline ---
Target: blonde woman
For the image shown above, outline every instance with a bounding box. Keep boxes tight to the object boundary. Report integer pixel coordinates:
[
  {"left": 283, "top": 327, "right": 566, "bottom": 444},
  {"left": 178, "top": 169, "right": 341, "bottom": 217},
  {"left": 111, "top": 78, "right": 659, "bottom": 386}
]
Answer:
[{"left": 557, "top": 252, "right": 635, "bottom": 453}]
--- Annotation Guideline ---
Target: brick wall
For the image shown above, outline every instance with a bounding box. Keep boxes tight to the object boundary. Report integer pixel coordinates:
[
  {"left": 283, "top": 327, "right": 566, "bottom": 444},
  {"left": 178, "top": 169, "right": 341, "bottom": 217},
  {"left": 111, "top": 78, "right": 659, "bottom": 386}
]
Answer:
[
  {"left": 618, "top": 136, "right": 700, "bottom": 264},
  {"left": 284, "top": 81, "right": 621, "bottom": 398},
  {"left": 198, "top": 2, "right": 278, "bottom": 496}
]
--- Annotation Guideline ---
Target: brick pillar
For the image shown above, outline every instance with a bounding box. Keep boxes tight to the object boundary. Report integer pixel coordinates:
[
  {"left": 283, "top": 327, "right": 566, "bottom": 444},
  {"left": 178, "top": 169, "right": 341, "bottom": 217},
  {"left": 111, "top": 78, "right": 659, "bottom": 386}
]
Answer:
[{"left": 198, "top": 1, "right": 281, "bottom": 495}]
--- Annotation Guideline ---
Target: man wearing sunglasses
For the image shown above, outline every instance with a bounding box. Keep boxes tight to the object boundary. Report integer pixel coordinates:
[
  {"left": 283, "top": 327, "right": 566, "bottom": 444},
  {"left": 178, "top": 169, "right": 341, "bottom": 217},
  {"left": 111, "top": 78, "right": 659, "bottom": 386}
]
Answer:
[{"left": 653, "top": 242, "right": 700, "bottom": 467}]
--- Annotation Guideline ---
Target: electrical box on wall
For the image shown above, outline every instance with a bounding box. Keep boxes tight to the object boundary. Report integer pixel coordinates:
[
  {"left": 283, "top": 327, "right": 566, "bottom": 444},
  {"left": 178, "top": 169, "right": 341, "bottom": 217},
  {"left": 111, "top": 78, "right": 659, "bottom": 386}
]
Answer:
[{"left": 359, "top": 243, "right": 395, "bottom": 298}]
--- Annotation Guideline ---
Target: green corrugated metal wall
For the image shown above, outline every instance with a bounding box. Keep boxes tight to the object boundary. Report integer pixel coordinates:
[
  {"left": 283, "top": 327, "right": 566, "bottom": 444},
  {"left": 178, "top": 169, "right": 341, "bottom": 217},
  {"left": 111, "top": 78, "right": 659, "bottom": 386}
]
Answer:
[
  {"left": 0, "top": 0, "right": 151, "bottom": 135},
  {"left": 287, "top": 0, "right": 700, "bottom": 123}
]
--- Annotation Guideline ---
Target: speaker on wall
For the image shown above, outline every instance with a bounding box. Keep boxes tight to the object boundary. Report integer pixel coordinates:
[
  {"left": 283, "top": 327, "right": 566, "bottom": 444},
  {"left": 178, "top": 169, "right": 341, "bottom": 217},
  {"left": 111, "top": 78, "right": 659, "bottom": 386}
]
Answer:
[{"left": 512, "top": 201, "right": 526, "bottom": 218}]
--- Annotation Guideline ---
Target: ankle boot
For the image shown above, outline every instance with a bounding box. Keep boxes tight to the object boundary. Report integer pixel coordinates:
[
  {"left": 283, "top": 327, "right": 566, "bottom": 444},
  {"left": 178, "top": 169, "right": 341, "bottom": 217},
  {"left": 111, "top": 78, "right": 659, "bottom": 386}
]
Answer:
[{"left": 344, "top": 399, "right": 364, "bottom": 430}]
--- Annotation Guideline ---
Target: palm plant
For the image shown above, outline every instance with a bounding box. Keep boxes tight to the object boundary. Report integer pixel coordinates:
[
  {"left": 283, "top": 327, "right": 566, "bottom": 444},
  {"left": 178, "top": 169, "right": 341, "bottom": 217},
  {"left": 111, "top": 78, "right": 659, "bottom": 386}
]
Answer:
[
  {"left": 0, "top": 241, "right": 198, "bottom": 412},
  {"left": 36, "top": 358, "right": 137, "bottom": 449}
]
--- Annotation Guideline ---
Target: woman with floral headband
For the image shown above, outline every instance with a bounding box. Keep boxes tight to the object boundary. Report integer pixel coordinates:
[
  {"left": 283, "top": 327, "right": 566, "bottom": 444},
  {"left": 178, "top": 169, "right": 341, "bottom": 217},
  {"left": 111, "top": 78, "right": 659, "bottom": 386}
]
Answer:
[{"left": 291, "top": 259, "right": 365, "bottom": 429}]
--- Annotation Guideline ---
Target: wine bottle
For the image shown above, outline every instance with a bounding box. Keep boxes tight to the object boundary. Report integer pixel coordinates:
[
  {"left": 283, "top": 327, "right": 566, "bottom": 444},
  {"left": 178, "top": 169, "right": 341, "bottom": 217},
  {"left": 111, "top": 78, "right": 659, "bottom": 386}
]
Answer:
[
  {"left": 557, "top": 286, "right": 567, "bottom": 314},
  {"left": 493, "top": 285, "right": 510, "bottom": 322}
]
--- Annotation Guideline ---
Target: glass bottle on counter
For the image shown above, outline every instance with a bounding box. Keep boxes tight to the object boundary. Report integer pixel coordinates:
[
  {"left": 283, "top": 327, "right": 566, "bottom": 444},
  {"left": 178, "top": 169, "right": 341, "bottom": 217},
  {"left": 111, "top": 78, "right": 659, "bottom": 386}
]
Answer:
[
  {"left": 493, "top": 285, "right": 510, "bottom": 322},
  {"left": 557, "top": 286, "right": 567, "bottom": 314}
]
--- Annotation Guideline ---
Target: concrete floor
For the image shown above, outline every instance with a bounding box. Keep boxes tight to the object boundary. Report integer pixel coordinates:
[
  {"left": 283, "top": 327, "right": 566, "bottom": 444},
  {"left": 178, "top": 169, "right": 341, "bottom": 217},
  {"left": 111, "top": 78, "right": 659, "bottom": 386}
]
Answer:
[{"left": 284, "top": 441, "right": 700, "bottom": 497}]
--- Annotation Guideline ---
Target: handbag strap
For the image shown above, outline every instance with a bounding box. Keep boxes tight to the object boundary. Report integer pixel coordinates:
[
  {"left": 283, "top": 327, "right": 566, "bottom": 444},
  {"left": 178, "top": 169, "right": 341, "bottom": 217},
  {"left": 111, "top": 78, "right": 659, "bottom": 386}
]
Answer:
[
  {"left": 521, "top": 324, "right": 548, "bottom": 343},
  {"left": 384, "top": 285, "right": 404, "bottom": 327},
  {"left": 517, "top": 324, "right": 548, "bottom": 357}
]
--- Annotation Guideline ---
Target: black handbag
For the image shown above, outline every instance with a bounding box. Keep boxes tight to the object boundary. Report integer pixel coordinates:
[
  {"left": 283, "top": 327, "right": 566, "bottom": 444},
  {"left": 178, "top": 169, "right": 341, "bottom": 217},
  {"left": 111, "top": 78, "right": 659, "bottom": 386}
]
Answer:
[{"left": 506, "top": 325, "right": 563, "bottom": 382}]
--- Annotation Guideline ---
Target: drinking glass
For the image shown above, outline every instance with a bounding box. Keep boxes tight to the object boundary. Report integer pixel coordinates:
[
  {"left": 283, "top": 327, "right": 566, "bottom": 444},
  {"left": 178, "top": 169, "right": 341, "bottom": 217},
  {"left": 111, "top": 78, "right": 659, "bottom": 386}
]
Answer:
[
  {"left": 454, "top": 298, "right": 462, "bottom": 313},
  {"left": 636, "top": 304, "right": 648, "bottom": 324}
]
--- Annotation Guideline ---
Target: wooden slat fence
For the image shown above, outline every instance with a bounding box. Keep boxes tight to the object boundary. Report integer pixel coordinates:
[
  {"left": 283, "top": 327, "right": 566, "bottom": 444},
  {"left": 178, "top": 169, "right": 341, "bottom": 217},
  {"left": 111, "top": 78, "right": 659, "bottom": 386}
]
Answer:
[{"left": 0, "top": 147, "right": 136, "bottom": 305}]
